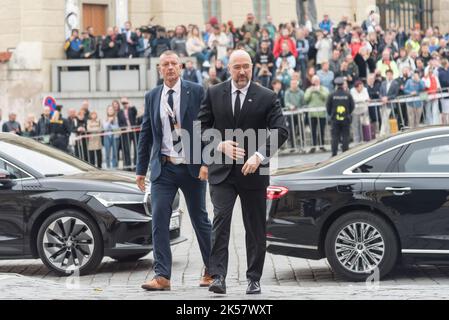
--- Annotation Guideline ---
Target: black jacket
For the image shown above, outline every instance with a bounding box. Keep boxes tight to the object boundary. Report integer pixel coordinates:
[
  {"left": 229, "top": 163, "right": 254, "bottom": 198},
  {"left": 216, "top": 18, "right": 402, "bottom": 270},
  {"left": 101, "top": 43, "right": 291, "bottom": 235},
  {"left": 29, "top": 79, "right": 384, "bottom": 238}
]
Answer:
[
  {"left": 102, "top": 35, "right": 120, "bottom": 58},
  {"left": 118, "top": 106, "right": 138, "bottom": 128},
  {"left": 367, "top": 81, "right": 381, "bottom": 100},
  {"left": 36, "top": 115, "right": 51, "bottom": 136},
  {"left": 118, "top": 31, "right": 139, "bottom": 57},
  {"left": 326, "top": 88, "right": 355, "bottom": 124},
  {"left": 198, "top": 81, "right": 289, "bottom": 189},
  {"left": 354, "top": 54, "right": 376, "bottom": 80},
  {"left": 49, "top": 117, "right": 71, "bottom": 151},
  {"left": 151, "top": 37, "right": 171, "bottom": 57},
  {"left": 438, "top": 67, "right": 449, "bottom": 89}
]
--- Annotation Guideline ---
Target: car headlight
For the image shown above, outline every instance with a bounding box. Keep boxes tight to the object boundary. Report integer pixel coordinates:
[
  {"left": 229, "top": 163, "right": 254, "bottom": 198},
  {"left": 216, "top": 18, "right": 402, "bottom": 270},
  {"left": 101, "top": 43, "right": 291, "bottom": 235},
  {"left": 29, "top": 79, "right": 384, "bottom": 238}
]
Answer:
[{"left": 88, "top": 192, "right": 145, "bottom": 208}]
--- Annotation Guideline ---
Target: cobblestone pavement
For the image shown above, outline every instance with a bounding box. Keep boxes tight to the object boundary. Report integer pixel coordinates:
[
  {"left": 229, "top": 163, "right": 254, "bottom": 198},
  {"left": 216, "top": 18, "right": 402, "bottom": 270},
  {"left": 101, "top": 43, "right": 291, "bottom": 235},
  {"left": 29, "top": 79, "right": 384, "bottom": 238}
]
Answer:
[{"left": 2, "top": 152, "right": 449, "bottom": 300}]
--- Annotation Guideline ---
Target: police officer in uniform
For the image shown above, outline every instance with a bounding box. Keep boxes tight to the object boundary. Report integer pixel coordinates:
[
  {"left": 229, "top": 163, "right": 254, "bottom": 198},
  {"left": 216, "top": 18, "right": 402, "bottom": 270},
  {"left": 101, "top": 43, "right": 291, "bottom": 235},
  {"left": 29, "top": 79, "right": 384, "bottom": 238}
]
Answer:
[{"left": 326, "top": 77, "right": 355, "bottom": 157}]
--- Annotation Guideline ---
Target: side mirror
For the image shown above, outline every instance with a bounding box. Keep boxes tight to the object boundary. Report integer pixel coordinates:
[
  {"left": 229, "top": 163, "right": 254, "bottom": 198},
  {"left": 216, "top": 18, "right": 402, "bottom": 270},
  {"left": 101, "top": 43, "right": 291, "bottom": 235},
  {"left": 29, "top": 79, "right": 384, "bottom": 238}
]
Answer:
[
  {"left": 0, "top": 169, "right": 15, "bottom": 189},
  {"left": 0, "top": 169, "right": 11, "bottom": 181}
]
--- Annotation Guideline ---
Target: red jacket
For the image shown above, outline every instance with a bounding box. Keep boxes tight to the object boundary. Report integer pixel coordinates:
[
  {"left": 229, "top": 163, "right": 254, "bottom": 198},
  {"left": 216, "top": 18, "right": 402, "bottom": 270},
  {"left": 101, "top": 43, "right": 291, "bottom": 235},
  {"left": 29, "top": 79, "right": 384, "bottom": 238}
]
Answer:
[
  {"left": 349, "top": 42, "right": 362, "bottom": 59},
  {"left": 273, "top": 36, "right": 298, "bottom": 58}
]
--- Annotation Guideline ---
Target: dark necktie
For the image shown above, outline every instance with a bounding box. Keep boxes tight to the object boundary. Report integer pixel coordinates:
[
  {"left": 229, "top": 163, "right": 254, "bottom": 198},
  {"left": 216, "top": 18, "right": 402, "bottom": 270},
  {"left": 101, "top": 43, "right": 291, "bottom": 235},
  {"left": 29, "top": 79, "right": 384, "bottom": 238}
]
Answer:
[
  {"left": 167, "top": 89, "right": 183, "bottom": 154},
  {"left": 234, "top": 90, "right": 241, "bottom": 124}
]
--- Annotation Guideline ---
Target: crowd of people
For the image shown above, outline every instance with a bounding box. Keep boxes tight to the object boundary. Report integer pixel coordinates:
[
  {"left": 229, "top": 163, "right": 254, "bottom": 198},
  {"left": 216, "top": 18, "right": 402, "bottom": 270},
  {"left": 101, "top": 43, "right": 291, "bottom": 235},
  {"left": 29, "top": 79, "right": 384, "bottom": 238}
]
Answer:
[
  {"left": 4, "top": 11, "right": 449, "bottom": 165},
  {"left": 0, "top": 98, "right": 141, "bottom": 170}
]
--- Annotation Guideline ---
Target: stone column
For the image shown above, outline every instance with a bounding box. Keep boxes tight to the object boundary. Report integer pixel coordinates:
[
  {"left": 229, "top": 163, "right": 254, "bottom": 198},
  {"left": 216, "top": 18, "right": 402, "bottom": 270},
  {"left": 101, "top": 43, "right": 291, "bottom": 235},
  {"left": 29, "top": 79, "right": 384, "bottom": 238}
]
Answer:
[
  {"left": 65, "top": 0, "right": 80, "bottom": 39},
  {"left": 116, "top": 0, "right": 129, "bottom": 30},
  {"left": 433, "top": 0, "right": 449, "bottom": 32}
]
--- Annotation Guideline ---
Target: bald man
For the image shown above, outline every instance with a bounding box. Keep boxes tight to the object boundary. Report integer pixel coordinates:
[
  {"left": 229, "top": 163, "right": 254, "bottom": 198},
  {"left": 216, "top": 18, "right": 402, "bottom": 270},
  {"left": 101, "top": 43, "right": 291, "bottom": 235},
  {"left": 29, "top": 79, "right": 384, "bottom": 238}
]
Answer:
[{"left": 198, "top": 50, "right": 288, "bottom": 295}]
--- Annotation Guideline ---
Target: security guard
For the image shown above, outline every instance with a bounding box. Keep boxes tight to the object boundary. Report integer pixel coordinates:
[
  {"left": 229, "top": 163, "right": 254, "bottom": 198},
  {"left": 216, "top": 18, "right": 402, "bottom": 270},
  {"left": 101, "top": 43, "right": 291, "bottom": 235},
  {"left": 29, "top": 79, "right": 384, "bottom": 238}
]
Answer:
[{"left": 326, "top": 77, "right": 355, "bottom": 157}]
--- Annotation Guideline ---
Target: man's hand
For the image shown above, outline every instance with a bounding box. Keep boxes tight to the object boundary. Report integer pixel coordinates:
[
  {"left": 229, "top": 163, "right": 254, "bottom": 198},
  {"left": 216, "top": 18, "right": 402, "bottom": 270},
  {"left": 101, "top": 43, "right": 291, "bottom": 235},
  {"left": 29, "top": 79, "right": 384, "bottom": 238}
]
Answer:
[
  {"left": 242, "top": 154, "right": 262, "bottom": 176},
  {"left": 136, "top": 175, "right": 146, "bottom": 192},
  {"left": 198, "top": 166, "right": 208, "bottom": 181},
  {"left": 218, "top": 141, "right": 246, "bottom": 160}
]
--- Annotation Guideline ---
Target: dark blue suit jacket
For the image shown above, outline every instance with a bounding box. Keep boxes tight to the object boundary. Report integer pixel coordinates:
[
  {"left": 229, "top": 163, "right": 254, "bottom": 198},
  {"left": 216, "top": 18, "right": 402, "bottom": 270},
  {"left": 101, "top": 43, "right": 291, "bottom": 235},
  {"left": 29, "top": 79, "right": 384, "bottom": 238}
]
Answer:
[{"left": 136, "top": 80, "right": 205, "bottom": 181}]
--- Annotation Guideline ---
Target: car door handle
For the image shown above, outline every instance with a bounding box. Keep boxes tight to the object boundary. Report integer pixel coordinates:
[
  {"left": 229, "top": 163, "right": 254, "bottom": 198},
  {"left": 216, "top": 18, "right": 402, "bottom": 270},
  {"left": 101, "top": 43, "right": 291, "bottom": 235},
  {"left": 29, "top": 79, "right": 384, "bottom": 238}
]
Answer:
[{"left": 385, "top": 187, "right": 412, "bottom": 196}]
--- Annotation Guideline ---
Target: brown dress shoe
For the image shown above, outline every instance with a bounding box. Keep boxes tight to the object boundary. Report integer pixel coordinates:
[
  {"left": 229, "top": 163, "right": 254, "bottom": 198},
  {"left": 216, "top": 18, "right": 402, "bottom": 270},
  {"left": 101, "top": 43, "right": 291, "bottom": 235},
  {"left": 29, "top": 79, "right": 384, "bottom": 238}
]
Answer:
[
  {"left": 199, "top": 272, "right": 214, "bottom": 288},
  {"left": 141, "top": 276, "right": 171, "bottom": 291}
]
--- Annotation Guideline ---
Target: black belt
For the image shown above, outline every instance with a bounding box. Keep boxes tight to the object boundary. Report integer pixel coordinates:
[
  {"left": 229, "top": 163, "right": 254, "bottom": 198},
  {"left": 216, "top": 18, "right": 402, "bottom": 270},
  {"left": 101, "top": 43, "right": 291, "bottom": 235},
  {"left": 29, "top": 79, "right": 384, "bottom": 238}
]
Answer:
[{"left": 161, "top": 155, "right": 185, "bottom": 165}]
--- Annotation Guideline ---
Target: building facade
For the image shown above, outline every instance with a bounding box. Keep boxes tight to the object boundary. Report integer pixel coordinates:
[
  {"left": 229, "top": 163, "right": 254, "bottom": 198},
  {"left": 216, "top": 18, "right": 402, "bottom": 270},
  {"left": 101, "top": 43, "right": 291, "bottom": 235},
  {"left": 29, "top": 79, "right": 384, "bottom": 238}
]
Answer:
[{"left": 0, "top": 0, "right": 445, "bottom": 121}]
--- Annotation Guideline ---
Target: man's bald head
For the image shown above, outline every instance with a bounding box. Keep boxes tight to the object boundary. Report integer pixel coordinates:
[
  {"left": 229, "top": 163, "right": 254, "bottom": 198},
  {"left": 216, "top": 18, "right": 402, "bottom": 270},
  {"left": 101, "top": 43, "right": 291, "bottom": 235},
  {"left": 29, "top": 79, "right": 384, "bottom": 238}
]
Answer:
[
  {"left": 228, "top": 50, "right": 253, "bottom": 89},
  {"left": 229, "top": 50, "right": 252, "bottom": 65}
]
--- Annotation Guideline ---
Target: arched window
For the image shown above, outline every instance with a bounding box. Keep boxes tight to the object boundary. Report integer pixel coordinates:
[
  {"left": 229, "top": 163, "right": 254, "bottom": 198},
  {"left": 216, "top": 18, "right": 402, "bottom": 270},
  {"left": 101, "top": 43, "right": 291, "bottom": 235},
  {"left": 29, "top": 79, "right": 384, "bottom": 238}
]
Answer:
[
  {"left": 253, "top": 0, "right": 270, "bottom": 24},
  {"left": 203, "top": 0, "right": 221, "bottom": 24}
]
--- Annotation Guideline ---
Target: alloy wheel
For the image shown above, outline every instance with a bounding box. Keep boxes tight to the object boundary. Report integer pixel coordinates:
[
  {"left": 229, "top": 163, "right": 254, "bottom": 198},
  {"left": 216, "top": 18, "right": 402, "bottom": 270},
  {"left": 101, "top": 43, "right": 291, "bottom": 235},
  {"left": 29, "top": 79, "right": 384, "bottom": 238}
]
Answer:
[
  {"left": 42, "top": 217, "right": 95, "bottom": 273},
  {"left": 334, "top": 222, "right": 385, "bottom": 274}
]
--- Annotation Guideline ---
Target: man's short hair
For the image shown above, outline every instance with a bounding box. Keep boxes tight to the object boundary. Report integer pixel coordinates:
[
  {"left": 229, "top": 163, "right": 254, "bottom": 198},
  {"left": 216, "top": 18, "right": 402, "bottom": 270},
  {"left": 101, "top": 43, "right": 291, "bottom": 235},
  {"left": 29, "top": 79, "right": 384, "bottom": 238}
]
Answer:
[
  {"left": 271, "top": 79, "right": 282, "bottom": 86},
  {"left": 159, "top": 50, "right": 181, "bottom": 63},
  {"left": 386, "top": 69, "right": 394, "bottom": 74},
  {"left": 354, "top": 80, "right": 363, "bottom": 87}
]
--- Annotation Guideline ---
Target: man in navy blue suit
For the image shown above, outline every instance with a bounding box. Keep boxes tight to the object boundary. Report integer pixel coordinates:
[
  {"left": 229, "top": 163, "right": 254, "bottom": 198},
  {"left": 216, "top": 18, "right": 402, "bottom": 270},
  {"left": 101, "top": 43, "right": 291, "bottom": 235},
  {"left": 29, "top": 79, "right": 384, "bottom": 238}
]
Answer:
[{"left": 136, "top": 51, "right": 212, "bottom": 291}]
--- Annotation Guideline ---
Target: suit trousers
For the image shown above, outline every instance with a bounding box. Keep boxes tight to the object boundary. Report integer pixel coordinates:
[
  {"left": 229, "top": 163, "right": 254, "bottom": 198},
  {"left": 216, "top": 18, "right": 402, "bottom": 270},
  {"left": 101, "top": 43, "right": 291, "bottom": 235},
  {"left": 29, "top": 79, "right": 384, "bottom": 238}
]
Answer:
[
  {"left": 209, "top": 167, "right": 267, "bottom": 281},
  {"left": 151, "top": 163, "right": 212, "bottom": 279},
  {"left": 331, "top": 121, "right": 350, "bottom": 156}
]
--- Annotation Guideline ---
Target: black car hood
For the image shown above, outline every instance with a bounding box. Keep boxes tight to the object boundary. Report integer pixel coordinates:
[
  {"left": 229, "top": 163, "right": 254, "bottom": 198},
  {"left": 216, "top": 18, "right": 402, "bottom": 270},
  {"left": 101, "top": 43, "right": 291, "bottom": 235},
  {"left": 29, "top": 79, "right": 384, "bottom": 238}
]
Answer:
[{"left": 39, "top": 170, "right": 144, "bottom": 194}]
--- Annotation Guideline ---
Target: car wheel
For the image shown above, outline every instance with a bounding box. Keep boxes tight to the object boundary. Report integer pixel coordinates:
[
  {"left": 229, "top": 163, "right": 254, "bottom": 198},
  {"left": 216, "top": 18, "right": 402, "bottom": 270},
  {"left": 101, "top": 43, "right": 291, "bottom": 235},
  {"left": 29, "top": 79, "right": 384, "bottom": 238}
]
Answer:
[
  {"left": 37, "top": 210, "right": 104, "bottom": 276},
  {"left": 111, "top": 252, "right": 151, "bottom": 262},
  {"left": 325, "top": 211, "right": 399, "bottom": 282}
]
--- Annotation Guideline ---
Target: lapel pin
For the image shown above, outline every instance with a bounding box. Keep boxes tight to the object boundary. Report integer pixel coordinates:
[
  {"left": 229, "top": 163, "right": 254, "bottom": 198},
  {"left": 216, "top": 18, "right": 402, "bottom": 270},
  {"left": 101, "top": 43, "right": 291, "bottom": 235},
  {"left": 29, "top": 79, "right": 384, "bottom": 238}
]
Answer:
[{"left": 248, "top": 99, "right": 253, "bottom": 102}]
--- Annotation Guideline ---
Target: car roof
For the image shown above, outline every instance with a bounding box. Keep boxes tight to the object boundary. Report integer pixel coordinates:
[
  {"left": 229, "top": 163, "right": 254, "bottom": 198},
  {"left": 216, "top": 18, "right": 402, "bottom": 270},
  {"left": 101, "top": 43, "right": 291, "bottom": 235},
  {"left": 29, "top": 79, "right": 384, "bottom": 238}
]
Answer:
[{"left": 273, "top": 126, "right": 449, "bottom": 176}]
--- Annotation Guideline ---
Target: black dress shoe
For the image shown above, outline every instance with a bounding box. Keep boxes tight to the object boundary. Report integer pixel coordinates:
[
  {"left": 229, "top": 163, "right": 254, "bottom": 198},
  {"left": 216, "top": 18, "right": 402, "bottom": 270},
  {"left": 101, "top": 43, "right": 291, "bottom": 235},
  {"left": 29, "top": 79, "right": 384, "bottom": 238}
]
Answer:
[
  {"left": 209, "top": 276, "right": 226, "bottom": 294},
  {"left": 246, "top": 280, "right": 261, "bottom": 294}
]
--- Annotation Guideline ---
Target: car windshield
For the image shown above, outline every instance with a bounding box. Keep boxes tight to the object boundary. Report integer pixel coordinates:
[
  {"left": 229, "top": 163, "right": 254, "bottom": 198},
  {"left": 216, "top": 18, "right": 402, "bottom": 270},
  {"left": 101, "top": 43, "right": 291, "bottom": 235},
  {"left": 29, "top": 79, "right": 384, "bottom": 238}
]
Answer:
[{"left": 0, "top": 137, "right": 98, "bottom": 176}]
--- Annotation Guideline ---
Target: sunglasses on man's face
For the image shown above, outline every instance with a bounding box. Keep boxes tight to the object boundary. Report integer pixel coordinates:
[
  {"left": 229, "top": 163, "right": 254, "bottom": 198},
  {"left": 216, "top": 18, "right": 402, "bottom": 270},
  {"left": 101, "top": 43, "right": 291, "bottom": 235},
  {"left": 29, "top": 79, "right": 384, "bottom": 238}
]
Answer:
[{"left": 121, "top": 102, "right": 129, "bottom": 105}]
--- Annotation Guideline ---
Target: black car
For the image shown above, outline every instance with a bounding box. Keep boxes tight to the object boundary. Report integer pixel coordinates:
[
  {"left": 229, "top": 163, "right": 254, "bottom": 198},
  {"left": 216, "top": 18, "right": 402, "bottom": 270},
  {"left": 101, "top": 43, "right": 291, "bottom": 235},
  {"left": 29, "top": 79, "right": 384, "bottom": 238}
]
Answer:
[
  {"left": 267, "top": 126, "right": 449, "bottom": 281},
  {"left": 0, "top": 133, "right": 185, "bottom": 276}
]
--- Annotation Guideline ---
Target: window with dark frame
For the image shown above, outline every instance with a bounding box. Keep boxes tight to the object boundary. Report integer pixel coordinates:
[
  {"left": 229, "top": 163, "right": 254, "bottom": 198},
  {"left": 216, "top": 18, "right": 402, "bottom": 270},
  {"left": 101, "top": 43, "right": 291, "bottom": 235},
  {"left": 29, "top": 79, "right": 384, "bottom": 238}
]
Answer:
[
  {"left": 203, "top": 0, "right": 221, "bottom": 24},
  {"left": 253, "top": 0, "right": 270, "bottom": 24},
  {"left": 376, "top": 0, "right": 433, "bottom": 31}
]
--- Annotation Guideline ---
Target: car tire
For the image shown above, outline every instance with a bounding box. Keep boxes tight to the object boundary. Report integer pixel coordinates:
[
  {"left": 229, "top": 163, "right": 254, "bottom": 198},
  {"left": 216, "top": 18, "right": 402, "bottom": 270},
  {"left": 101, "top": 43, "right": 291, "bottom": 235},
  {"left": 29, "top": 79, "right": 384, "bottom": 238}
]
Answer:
[
  {"left": 111, "top": 252, "right": 151, "bottom": 262},
  {"left": 37, "top": 210, "right": 104, "bottom": 277},
  {"left": 325, "top": 211, "right": 399, "bottom": 282}
]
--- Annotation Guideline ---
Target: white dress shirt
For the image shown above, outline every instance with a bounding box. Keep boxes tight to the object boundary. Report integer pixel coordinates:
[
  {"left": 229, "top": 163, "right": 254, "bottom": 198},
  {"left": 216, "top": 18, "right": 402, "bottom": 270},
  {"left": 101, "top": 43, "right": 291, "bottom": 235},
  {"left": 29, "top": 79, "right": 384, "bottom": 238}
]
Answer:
[
  {"left": 231, "top": 80, "right": 250, "bottom": 115},
  {"left": 386, "top": 80, "right": 392, "bottom": 94},
  {"left": 228, "top": 80, "right": 265, "bottom": 162},
  {"left": 160, "top": 78, "right": 185, "bottom": 161}
]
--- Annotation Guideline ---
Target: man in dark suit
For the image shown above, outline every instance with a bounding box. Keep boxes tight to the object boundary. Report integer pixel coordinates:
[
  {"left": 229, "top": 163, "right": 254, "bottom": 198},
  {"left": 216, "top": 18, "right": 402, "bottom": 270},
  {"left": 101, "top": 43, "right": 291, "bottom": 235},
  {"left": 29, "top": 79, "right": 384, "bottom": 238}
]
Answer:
[
  {"left": 118, "top": 97, "right": 138, "bottom": 170},
  {"left": 118, "top": 21, "right": 139, "bottom": 58},
  {"left": 136, "top": 51, "right": 212, "bottom": 291},
  {"left": 198, "top": 50, "right": 288, "bottom": 295},
  {"left": 379, "top": 69, "right": 400, "bottom": 135}
]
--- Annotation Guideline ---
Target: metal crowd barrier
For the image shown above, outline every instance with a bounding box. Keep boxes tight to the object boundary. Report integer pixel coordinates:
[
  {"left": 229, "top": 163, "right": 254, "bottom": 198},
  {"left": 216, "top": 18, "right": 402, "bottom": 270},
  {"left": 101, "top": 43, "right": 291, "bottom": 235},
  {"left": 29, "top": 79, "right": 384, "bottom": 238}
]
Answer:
[
  {"left": 29, "top": 90, "right": 449, "bottom": 163},
  {"left": 33, "top": 126, "right": 141, "bottom": 171},
  {"left": 281, "top": 89, "right": 449, "bottom": 154}
]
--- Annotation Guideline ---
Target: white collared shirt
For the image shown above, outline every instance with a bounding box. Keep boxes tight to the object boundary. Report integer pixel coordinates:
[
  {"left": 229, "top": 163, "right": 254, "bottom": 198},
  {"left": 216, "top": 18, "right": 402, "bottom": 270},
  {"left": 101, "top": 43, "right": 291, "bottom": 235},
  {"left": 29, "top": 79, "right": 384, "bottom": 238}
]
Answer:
[
  {"left": 386, "top": 80, "right": 392, "bottom": 94},
  {"left": 160, "top": 78, "right": 185, "bottom": 160},
  {"left": 228, "top": 80, "right": 265, "bottom": 162},
  {"left": 231, "top": 80, "right": 251, "bottom": 115}
]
